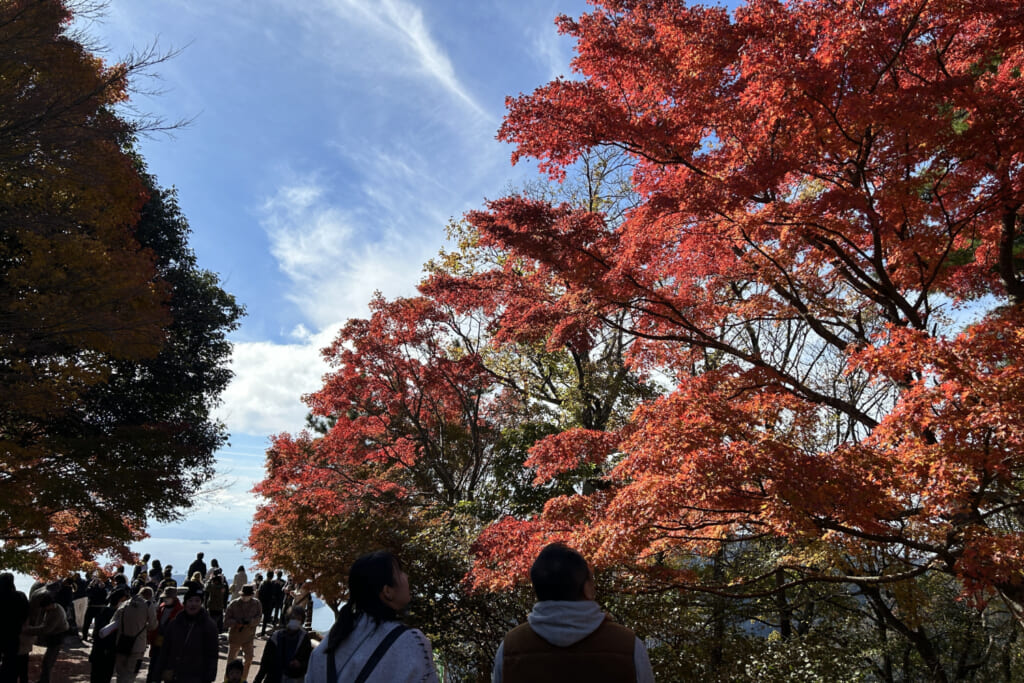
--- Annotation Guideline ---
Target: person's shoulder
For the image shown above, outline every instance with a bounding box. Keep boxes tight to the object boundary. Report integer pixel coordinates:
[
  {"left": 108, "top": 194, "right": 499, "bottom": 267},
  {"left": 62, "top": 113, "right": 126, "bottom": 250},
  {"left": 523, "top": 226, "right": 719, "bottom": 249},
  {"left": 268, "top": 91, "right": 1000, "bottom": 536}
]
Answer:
[
  {"left": 396, "top": 626, "right": 434, "bottom": 655},
  {"left": 601, "top": 619, "right": 637, "bottom": 636},
  {"left": 500, "top": 622, "right": 532, "bottom": 642}
]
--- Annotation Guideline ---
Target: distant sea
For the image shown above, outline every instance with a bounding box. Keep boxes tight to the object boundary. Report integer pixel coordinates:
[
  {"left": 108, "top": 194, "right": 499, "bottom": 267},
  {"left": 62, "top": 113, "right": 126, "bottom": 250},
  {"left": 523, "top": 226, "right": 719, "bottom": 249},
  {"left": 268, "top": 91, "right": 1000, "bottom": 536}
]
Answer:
[{"left": 11, "top": 536, "right": 335, "bottom": 632}]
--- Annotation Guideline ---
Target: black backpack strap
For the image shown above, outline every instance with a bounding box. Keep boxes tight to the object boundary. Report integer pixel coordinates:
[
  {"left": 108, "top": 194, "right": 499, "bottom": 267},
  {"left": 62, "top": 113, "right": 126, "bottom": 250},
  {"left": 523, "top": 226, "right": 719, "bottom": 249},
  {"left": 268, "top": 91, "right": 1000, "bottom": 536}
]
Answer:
[{"left": 353, "top": 624, "right": 409, "bottom": 683}]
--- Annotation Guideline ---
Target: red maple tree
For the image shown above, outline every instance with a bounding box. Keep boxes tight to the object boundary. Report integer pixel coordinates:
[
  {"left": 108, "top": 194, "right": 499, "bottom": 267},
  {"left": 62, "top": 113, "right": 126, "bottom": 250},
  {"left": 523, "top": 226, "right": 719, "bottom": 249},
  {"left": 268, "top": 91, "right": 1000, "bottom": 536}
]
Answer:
[{"left": 467, "top": 0, "right": 1024, "bottom": 644}]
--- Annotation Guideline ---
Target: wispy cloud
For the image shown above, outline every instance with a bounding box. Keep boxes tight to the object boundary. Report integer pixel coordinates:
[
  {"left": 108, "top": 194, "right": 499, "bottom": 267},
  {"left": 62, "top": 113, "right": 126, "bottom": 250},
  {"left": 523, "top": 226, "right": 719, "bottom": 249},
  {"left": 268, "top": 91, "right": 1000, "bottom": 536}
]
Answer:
[
  {"left": 282, "top": 0, "right": 492, "bottom": 123},
  {"left": 260, "top": 177, "right": 439, "bottom": 330},
  {"left": 529, "top": 18, "right": 571, "bottom": 81}
]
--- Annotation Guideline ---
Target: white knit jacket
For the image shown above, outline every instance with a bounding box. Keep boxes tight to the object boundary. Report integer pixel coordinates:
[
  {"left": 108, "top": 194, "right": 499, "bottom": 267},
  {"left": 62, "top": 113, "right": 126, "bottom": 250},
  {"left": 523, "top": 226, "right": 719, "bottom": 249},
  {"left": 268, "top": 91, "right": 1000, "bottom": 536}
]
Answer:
[{"left": 305, "top": 613, "right": 438, "bottom": 683}]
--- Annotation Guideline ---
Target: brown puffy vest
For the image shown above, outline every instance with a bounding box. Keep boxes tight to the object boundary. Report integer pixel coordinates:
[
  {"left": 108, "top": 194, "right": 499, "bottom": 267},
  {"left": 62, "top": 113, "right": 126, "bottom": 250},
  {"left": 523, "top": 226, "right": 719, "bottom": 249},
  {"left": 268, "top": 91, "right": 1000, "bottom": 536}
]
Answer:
[{"left": 502, "top": 617, "right": 637, "bottom": 683}]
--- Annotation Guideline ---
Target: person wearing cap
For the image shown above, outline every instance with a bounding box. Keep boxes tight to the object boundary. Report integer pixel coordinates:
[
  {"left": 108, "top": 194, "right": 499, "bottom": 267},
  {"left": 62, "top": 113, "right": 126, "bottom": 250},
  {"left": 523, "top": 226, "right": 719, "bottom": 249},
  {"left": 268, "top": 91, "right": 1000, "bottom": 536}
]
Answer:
[
  {"left": 224, "top": 584, "right": 262, "bottom": 681},
  {"left": 153, "top": 588, "right": 218, "bottom": 683},
  {"left": 145, "top": 587, "right": 182, "bottom": 683},
  {"left": 112, "top": 584, "right": 157, "bottom": 683}
]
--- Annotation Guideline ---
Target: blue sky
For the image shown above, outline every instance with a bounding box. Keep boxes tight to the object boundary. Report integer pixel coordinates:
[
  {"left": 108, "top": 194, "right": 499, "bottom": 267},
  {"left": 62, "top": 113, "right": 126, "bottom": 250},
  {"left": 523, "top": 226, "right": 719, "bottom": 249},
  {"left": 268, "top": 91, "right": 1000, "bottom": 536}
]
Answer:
[{"left": 82, "top": 0, "right": 591, "bottom": 550}]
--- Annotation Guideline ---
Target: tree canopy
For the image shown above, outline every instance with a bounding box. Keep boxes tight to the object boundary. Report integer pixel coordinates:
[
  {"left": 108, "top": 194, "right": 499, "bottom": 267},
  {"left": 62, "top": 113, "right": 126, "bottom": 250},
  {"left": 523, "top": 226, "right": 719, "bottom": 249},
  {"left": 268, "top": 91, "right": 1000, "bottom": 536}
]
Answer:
[
  {"left": 0, "top": 0, "right": 243, "bottom": 574},
  {"left": 252, "top": 0, "right": 1024, "bottom": 679}
]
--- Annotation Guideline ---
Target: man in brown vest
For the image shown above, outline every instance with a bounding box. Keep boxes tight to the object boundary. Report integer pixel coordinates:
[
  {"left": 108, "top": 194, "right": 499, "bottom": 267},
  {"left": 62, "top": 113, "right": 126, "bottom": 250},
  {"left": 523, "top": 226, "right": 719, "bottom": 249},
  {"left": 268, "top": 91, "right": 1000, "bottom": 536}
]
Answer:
[{"left": 492, "top": 543, "right": 654, "bottom": 683}]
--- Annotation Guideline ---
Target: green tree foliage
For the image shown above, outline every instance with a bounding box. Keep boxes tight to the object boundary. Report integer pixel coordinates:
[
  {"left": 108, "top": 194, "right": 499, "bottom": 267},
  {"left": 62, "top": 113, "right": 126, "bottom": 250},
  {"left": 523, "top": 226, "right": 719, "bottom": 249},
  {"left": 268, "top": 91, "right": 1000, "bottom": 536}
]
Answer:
[{"left": 0, "top": 0, "right": 242, "bottom": 574}]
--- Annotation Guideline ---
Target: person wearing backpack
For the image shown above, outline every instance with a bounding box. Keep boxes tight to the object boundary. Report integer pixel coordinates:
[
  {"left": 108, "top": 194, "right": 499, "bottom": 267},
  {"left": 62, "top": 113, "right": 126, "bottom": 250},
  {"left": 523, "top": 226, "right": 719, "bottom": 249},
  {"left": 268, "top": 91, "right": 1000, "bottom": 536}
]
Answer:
[{"left": 304, "top": 551, "right": 437, "bottom": 683}]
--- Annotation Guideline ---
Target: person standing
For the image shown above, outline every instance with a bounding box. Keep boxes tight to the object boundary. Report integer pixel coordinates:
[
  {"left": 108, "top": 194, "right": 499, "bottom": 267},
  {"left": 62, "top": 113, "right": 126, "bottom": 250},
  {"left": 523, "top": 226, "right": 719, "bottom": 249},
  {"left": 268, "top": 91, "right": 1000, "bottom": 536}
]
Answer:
[
  {"left": 187, "top": 553, "right": 207, "bottom": 582},
  {"left": 290, "top": 581, "right": 314, "bottom": 631},
  {"left": 22, "top": 591, "right": 68, "bottom": 683},
  {"left": 203, "top": 574, "right": 229, "bottom": 633},
  {"left": 0, "top": 573, "right": 28, "bottom": 683},
  {"left": 148, "top": 561, "right": 163, "bottom": 586},
  {"left": 230, "top": 567, "right": 247, "bottom": 602},
  {"left": 131, "top": 555, "right": 151, "bottom": 590},
  {"left": 152, "top": 589, "right": 218, "bottom": 683},
  {"left": 112, "top": 587, "right": 156, "bottom": 682},
  {"left": 157, "top": 567, "right": 177, "bottom": 594},
  {"left": 252, "top": 607, "right": 312, "bottom": 683},
  {"left": 184, "top": 572, "right": 205, "bottom": 595},
  {"left": 256, "top": 578, "right": 278, "bottom": 637},
  {"left": 269, "top": 572, "right": 286, "bottom": 628},
  {"left": 146, "top": 587, "right": 183, "bottom": 683},
  {"left": 491, "top": 543, "right": 654, "bottom": 683},
  {"left": 304, "top": 551, "right": 438, "bottom": 683},
  {"left": 224, "top": 585, "right": 261, "bottom": 681},
  {"left": 89, "top": 588, "right": 127, "bottom": 683},
  {"left": 82, "top": 573, "right": 109, "bottom": 641}
]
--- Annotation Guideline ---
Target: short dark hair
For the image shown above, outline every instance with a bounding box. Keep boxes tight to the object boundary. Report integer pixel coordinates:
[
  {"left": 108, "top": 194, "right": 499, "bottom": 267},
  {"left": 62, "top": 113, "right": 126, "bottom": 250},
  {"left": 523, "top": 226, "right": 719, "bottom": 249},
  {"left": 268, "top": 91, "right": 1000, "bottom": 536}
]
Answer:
[
  {"left": 226, "top": 659, "right": 244, "bottom": 673},
  {"left": 530, "top": 543, "right": 592, "bottom": 601}
]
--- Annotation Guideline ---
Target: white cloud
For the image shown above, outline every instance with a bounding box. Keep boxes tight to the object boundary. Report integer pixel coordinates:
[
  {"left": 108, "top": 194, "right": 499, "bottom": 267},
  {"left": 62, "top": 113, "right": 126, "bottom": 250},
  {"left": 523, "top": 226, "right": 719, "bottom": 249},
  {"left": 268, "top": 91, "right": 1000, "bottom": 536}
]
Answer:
[
  {"left": 214, "top": 332, "right": 331, "bottom": 436},
  {"left": 260, "top": 177, "right": 439, "bottom": 330}
]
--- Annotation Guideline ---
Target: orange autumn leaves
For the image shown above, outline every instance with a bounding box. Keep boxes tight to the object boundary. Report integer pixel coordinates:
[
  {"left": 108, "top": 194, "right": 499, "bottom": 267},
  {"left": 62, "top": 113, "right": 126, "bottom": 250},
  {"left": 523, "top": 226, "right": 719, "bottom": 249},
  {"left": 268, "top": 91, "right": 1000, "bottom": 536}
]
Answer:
[{"left": 251, "top": 0, "right": 1024, "bottom": 622}]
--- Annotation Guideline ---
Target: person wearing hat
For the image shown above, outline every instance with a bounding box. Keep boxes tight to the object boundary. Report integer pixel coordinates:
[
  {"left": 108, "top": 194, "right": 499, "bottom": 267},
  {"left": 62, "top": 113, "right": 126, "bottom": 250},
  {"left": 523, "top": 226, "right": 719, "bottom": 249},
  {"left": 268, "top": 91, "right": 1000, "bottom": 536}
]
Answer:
[
  {"left": 224, "top": 584, "right": 262, "bottom": 681},
  {"left": 153, "top": 588, "right": 218, "bottom": 683},
  {"left": 145, "top": 587, "right": 182, "bottom": 683}
]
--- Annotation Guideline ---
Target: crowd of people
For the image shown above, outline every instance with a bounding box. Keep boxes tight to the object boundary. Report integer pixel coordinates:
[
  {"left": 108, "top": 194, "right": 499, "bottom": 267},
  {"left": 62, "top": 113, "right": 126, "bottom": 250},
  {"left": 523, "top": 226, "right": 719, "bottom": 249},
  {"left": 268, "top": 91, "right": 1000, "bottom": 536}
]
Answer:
[
  {"left": 1, "top": 543, "right": 653, "bottom": 682},
  {"left": 0, "top": 552, "right": 316, "bottom": 683}
]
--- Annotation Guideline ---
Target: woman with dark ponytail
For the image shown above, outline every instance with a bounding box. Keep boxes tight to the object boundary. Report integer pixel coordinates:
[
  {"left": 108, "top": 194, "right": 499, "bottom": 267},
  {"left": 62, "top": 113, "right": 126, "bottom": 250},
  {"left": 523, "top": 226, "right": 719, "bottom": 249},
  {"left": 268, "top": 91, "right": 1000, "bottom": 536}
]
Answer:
[{"left": 304, "top": 551, "right": 438, "bottom": 682}]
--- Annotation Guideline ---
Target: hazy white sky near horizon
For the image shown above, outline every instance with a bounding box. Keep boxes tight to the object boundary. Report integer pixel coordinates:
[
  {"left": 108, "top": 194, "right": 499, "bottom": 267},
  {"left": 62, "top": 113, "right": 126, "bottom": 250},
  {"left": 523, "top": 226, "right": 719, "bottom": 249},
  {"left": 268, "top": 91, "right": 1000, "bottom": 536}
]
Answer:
[{"left": 84, "top": 0, "right": 591, "bottom": 550}]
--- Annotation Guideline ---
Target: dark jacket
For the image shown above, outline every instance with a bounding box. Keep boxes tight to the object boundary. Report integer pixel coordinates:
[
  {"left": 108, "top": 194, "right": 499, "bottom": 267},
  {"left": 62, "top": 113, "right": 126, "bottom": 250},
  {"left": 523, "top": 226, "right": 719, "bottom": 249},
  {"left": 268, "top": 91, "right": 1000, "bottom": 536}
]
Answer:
[
  {"left": 88, "top": 605, "right": 117, "bottom": 663},
  {"left": 501, "top": 620, "right": 636, "bottom": 683},
  {"left": 0, "top": 584, "right": 28, "bottom": 652},
  {"left": 252, "top": 627, "right": 313, "bottom": 683},
  {"left": 186, "top": 559, "right": 207, "bottom": 580},
  {"left": 256, "top": 580, "right": 280, "bottom": 611},
  {"left": 154, "top": 609, "right": 219, "bottom": 683},
  {"left": 203, "top": 580, "right": 228, "bottom": 613}
]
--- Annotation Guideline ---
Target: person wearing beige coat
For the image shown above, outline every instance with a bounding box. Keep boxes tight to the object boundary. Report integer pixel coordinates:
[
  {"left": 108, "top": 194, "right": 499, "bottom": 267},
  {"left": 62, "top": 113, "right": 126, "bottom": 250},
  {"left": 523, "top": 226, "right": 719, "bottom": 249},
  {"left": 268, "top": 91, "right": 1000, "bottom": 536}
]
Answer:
[
  {"left": 224, "top": 585, "right": 262, "bottom": 681},
  {"left": 113, "top": 591, "right": 157, "bottom": 682}
]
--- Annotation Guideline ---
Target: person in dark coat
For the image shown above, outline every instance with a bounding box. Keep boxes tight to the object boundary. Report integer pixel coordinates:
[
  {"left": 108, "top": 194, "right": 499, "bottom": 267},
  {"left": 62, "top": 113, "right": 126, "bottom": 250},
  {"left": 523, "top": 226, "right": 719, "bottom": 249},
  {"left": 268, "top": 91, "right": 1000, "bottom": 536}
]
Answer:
[
  {"left": 256, "top": 578, "right": 279, "bottom": 637},
  {"left": 82, "top": 574, "right": 109, "bottom": 640},
  {"left": 186, "top": 553, "right": 207, "bottom": 582},
  {"left": 252, "top": 607, "right": 313, "bottom": 683},
  {"left": 146, "top": 586, "right": 183, "bottom": 683},
  {"left": 203, "top": 574, "right": 228, "bottom": 633},
  {"left": 0, "top": 573, "right": 29, "bottom": 683},
  {"left": 153, "top": 590, "right": 218, "bottom": 683},
  {"left": 88, "top": 587, "right": 127, "bottom": 683},
  {"left": 132, "top": 554, "right": 151, "bottom": 586},
  {"left": 148, "top": 560, "right": 163, "bottom": 585}
]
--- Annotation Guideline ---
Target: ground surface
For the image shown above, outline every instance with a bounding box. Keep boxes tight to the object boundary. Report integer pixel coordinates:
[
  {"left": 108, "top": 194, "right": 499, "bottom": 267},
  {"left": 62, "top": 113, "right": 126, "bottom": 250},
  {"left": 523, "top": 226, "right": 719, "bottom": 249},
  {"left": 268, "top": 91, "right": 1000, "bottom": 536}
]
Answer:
[{"left": 26, "top": 628, "right": 321, "bottom": 682}]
